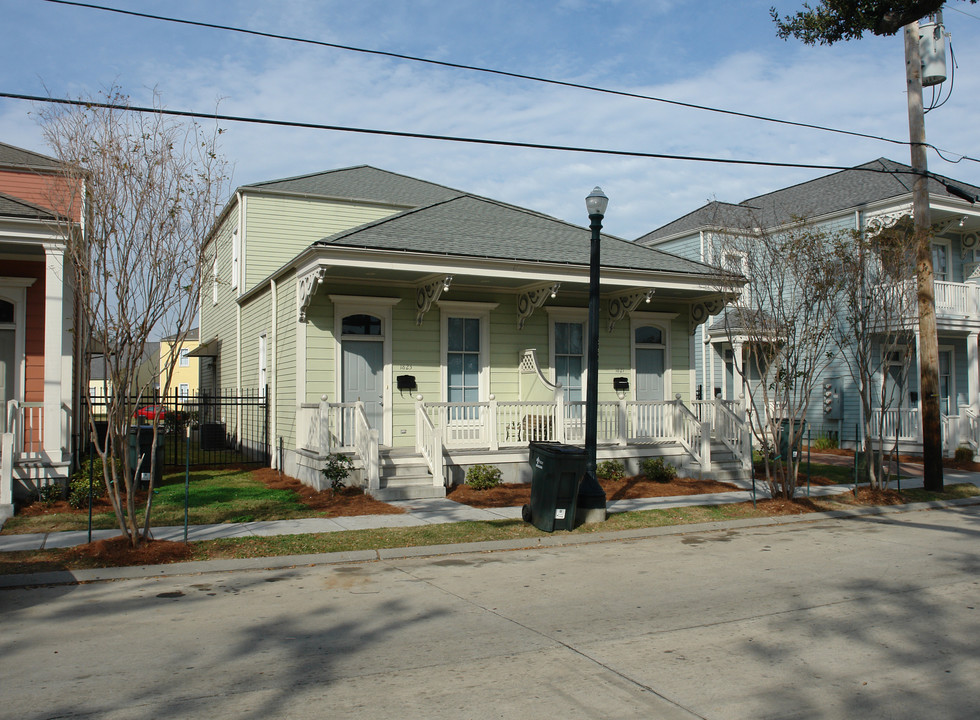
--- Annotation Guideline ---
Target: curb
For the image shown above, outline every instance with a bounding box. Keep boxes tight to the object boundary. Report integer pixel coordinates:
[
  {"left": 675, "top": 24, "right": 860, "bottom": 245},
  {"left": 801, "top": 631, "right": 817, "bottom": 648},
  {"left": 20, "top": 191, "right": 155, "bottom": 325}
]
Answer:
[{"left": 3, "top": 495, "right": 979, "bottom": 590}]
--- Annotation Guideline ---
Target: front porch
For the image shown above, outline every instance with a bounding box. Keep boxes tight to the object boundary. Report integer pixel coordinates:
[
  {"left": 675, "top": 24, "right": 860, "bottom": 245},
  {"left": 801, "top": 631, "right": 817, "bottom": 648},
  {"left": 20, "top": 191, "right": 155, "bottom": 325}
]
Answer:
[
  {"left": 2, "top": 400, "right": 73, "bottom": 519},
  {"left": 867, "top": 406, "right": 980, "bottom": 458},
  {"left": 291, "top": 395, "right": 753, "bottom": 499}
]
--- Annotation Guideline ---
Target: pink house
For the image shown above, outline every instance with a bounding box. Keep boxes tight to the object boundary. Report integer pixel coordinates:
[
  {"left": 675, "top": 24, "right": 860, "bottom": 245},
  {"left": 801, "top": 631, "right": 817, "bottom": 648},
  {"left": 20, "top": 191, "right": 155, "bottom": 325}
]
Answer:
[{"left": 0, "top": 142, "right": 83, "bottom": 520}]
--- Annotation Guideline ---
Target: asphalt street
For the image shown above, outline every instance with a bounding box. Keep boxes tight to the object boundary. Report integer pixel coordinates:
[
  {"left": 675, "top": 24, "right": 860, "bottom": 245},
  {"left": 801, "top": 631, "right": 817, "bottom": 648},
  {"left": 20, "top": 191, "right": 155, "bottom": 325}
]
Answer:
[{"left": 3, "top": 505, "right": 979, "bottom": 719}]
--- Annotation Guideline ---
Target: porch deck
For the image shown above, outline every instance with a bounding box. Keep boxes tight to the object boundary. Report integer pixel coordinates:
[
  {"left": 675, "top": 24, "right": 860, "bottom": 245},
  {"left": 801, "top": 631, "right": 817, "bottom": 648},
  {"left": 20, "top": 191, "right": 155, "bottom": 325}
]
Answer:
[{"left": 296, "top": 396, "right": 753, "bottom": 494}]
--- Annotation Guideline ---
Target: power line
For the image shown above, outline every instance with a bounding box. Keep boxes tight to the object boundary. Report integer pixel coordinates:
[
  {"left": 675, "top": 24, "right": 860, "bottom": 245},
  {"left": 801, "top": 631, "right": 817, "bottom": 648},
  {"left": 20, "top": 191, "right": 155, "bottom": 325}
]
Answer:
[
  {"left": 38, "top": 0, "right": 979, "bottom": 166},
  {"left": 1, "top": 90, "right": 959, "bottom": 188}
]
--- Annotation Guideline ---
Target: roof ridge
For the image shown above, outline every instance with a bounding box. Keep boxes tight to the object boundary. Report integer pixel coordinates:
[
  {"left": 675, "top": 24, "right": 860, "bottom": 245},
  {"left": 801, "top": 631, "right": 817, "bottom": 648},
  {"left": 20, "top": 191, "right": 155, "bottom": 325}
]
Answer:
[
  {"left": 0, "top": 141, "right": 62, "bottom": 169},
  {"left": 243, "top": 164, "right": 468, "bottom": 198}
]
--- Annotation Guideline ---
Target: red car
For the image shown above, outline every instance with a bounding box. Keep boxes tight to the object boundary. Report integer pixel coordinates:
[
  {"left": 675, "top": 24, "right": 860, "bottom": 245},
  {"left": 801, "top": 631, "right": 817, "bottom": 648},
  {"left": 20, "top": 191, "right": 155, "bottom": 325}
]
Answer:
[{"left": 135, "top": 405, "right": 167, "bottom": 422}]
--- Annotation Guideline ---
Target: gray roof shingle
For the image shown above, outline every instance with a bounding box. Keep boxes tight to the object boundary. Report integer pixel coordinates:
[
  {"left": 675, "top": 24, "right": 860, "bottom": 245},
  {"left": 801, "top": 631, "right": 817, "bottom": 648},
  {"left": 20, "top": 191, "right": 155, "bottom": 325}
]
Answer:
[
  {"left": 244, "top": 165, "right": 463, "bottom": 207},
  {"left": 638, "top": 158, "right": 980, "bottom": 243},
  {"left": 0, "top": 141, "right": 61, "bottom": 170},
  {"left": 317, "top": 194, "right": 720, "bottom": 277},
  {"left": 0, "top": 191, "right": 57, "bottom": 220}
]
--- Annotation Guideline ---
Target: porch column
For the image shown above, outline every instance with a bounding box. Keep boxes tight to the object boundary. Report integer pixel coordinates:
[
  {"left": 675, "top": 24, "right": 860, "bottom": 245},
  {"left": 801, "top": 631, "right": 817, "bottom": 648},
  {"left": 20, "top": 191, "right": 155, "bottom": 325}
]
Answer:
[
  {"left": 968, "top": 332, "right": 979, "bottom": 413},
  {"left": 43, "top": 245, "right": 66, "bottom": 459},
  {"left": 732, "top": 341, "right": 745, "bottom": 405}
]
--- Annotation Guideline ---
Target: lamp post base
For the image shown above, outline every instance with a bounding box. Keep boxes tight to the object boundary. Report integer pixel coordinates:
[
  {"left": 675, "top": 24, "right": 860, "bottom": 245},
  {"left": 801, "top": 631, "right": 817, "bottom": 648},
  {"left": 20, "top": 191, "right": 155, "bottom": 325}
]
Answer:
[
  {"left": 576, "top": 472, "right": 607, "bottom": 525},
  {"left": 575, "top": 505, "right": 607, "bottom": 525}
]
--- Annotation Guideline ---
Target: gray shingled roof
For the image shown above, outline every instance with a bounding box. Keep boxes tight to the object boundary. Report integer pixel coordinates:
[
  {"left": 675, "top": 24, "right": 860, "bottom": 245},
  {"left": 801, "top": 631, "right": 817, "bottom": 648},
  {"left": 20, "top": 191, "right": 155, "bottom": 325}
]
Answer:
[
  {"left": 244, "top": 165, "right": 463, "bottom": 207},
  {"left": 316, "top": 194, "right": 720, "bottom": 277},
  {"left": 639, "top": 158, "right": 980, "bottom": 243},
  {"left": 0, "top": 141, "right": 61, "bottom": 170},
  {"left": 0, "top": 191, "right": 57, "bottom": 220}
]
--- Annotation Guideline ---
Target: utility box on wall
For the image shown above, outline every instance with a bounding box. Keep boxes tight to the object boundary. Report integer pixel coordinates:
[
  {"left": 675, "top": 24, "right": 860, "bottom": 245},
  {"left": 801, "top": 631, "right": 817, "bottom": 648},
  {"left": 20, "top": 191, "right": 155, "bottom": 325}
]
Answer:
[{"left": 823, "top": 379, "right": 842, "bottom": 421}]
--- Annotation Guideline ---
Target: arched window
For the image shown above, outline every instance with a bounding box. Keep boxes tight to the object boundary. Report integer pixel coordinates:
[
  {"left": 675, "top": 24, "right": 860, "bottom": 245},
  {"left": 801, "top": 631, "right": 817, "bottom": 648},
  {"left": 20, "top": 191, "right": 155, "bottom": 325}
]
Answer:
[{"left": 342, "top": 314, "right": 382, "bottom": 336}]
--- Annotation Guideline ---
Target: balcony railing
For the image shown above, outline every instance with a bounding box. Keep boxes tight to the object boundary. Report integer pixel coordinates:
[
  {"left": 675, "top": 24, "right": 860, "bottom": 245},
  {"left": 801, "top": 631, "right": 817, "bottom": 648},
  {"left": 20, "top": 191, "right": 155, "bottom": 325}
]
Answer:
[{"left": 890, "top": 280, "right": 980, "bottom": 320}]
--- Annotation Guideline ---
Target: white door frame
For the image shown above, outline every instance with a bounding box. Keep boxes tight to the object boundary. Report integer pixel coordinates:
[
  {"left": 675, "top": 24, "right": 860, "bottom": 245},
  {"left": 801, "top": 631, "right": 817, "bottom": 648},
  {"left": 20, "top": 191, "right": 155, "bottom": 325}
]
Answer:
[
  {"left": 0, "top": 279, "right": 36, "bottom": 415},
  {"left": 630, "top": 312, "right": 676, "bottom": 400},
  {"left": 330, "top": 295, "right": 400, "bottom": 447}
]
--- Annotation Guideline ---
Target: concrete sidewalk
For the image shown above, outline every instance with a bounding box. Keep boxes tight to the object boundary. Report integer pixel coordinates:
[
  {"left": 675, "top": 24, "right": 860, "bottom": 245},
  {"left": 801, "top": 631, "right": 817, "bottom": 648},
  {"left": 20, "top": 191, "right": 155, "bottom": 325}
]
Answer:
[{"left": 3, "top": 469, "right": 959, "bottom": 553}]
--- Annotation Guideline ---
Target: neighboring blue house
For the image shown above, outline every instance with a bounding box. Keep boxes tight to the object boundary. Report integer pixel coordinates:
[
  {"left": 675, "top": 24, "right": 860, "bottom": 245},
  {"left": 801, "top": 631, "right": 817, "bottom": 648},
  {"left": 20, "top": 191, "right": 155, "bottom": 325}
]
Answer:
[{"left": 637, "top": 158, "right": 980, "bottom": 455}]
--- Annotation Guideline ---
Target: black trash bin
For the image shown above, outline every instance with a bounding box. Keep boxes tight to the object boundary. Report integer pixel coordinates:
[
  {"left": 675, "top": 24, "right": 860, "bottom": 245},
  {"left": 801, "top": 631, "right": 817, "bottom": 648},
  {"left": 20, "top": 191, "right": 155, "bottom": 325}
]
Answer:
[
  {"left": 777, "top": 419, "right": 806, "bottom": 462},
  {"left": 129, "top": 425, "right": 165, "bottom": 488},
  {"left": 522, "top": 442, "right": 587, "bottom": 532}
]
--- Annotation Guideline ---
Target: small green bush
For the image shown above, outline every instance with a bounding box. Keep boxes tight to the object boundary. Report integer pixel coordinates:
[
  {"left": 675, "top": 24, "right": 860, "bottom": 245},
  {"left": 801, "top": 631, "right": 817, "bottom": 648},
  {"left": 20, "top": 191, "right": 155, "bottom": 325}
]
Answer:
[
  {"left": 68, "top": 471, "right": 107, "bottom": 508},
  {"left": 38, "top": 482, "right": 65, "bottom": 505},
  {"left": 596, "top": 460, "right": 625, "bottom": 480},
  {"left": 640, "top": 457, "right": 677, "bottom": 483},
  {"left": 954, "top": 446, "right": 974, "bottom": 463},
  {"left": 812, "top": 433, "right": 839, "bottom": 451},
  {"left": 466, "top": 464, "right": 502, "bottom": 490},
  {"left": 322, "top": 453, "right": 355, "bottom": 491}
]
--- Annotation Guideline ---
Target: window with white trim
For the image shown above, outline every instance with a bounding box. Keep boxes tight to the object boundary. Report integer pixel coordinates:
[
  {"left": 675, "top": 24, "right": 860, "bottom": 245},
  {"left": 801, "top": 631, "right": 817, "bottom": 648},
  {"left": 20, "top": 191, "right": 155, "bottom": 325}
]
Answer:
[
  {"left": 554, "top": 321, "right": 584, "bottom": 403},
  {"left": 179, "top": 348, "right": 190, "bottom": 367},
  {"left": 447, "top": 317, "right": 480, "bottom": 404}
]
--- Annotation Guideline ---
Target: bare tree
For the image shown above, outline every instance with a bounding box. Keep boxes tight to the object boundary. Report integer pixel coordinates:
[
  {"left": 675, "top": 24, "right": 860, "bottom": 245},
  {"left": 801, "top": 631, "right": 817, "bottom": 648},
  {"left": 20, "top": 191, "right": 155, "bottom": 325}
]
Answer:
[
  {"left": 829, "top": 217, "right": 919, "bottom": 491},
  {"left": 39, "top": 88, "right": 230, "bottom": 547},
  {"left": 713, "top": 219, "right": 844, "bottom": 498}
]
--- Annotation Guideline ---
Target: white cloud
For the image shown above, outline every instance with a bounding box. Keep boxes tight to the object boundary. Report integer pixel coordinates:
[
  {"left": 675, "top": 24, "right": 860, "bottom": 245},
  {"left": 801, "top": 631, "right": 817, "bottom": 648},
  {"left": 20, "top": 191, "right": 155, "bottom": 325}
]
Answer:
[{"left": 2, "top": 1, "right": 979, "bottom": 240}]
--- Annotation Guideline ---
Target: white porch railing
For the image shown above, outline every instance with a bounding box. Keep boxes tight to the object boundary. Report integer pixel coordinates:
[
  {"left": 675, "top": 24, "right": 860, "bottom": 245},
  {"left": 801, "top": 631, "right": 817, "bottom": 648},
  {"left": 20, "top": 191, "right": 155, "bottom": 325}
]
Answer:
[
  {"left": 867, "top": 406, "right": 980, "bottom": 457},
  {"left": 296, "top": 394, "right": 754, "bottom": 484},
  {"left": 352, "top": 402, "right": 380, "bottom": 490},
  {"left": 869, "top": 407, "right": 920, "bottom": 442},
  {"left": 934, "top": 280, "right": 980, "bottom": 317},
  {"left": 712, "top": 398, "right": 751, "bottom": 470},
  {"left": 5, "top": 400, "right": 45, "bottom": 458},
  {"left": 297, "top": 397, "right": 377, "bottom": 488},
  {"left": 418, "top": 394, "right": 722, "bottom": 470},
  {"left": 415, "top": 403, "right": 445, "bottom": 487},
  {"left": 891, "top": 280, "right": 980, "bottom": 320}
]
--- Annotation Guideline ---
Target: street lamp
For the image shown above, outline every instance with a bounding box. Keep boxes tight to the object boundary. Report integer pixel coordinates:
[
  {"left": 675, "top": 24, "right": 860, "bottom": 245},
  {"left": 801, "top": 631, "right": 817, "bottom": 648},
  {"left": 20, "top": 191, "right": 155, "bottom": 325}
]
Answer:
[{"left": 579, "top": 186, "right": 608, "bottom": 523}]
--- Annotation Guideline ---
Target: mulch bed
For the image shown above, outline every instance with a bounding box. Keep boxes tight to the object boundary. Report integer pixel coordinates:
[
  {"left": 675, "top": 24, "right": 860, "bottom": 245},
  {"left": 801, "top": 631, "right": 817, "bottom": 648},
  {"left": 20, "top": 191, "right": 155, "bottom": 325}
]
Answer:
[
  {"left": 66, "top": 536, "right": 194, "bottom": 567},
  {"left": 448, "top": 475, "right": 741, "bottom": 509},
  {"left": 251, "top": 468, "right": 404, "bottom": 516}
]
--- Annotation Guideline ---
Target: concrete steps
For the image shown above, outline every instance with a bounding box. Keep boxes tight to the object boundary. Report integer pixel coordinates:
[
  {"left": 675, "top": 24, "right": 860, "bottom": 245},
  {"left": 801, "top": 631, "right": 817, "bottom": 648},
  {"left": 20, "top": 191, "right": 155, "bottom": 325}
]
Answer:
[{"left": 371, "top": 450, "right": 446, "bottom": 501}]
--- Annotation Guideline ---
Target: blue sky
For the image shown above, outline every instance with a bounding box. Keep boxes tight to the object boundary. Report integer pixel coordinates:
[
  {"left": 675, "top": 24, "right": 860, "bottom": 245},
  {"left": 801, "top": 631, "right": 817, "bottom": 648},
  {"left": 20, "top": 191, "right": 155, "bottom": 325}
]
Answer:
[{"left": 3, "top": 0, "right": 980, "bottom": 238}]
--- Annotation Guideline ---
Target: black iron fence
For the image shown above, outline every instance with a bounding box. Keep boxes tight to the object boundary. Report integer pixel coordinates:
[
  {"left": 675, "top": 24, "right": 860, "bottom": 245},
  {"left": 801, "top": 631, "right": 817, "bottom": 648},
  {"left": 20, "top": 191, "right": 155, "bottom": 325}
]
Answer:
[{"left": 85, "top": 388, "right": 269, "bottom": 467}]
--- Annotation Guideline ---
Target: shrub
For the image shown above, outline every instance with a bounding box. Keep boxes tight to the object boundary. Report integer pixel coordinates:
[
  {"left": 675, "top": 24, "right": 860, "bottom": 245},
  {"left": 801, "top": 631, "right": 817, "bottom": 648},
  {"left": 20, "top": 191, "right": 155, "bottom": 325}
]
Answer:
[
  {"left": 38, "top": 482, "right": 65, "bottom": 505},
  {"left": 466, "top": 464, "right": 502, "bottom": 490},
  {"left": 596, "top": 460, "right": 625, "bottom": 481},
  {"left": 640, "top": 457, "right": 677, "bottom": 483},
  {"left": 954, "top": 446, "right": 974, "bottom": 463},
  {"left": 322, "top": 453, "right": 355, "bottom": 491},
  {"left": 812, "top": 433, "right": 839, "bottom": 451},
  {"left": 68, "top": 471, "right": 107, "bottom": 508}
]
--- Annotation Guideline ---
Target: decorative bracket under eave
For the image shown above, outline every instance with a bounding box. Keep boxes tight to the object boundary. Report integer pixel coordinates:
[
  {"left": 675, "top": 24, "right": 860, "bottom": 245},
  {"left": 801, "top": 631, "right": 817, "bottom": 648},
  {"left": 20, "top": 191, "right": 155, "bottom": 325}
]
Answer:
[
  {"left": 416, "top": 276, "right": 453, "bottom": 326},
  {"left": 607, "top": 290, "right": 655, "bottom": 332},
  {"left": 689, "top": 298, "right": 726, "bottom": 335},
  {"left": 298, "top": 267, "right": 327, "bottom": 323},
  {"left": 517, "top": 283, "right": 560, "bottom": 329}
]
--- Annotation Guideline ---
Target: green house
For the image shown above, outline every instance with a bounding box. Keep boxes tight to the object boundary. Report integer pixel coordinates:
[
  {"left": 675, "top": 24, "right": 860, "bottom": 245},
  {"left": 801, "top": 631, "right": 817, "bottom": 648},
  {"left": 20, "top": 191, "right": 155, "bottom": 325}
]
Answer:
[{"left": 199, "top": 166, "right": 746, "bottom": 498}]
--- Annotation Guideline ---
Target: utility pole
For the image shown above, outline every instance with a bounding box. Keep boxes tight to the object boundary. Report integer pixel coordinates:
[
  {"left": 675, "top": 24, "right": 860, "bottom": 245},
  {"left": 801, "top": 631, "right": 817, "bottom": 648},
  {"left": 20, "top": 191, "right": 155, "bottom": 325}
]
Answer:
[{"left": 904, "top": 20, "right": 944, "bottom": 491}]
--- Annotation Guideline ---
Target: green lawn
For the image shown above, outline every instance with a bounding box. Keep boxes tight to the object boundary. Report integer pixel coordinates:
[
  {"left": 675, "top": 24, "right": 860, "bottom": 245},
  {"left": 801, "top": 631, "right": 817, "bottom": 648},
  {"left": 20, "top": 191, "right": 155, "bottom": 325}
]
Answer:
[
  {"left": 2, "top": 463, "right": 978, "bottom": 576},
  {"left": 2, "top": 468, "right": 310, "bottom": 534}
]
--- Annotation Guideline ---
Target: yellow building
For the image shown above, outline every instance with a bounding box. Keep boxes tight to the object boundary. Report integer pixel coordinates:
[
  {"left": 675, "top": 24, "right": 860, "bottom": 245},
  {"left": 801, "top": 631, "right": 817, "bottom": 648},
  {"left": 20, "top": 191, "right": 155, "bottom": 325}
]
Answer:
[{"left": 159, "top": 328, "right": 200, "bottom": 401}]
